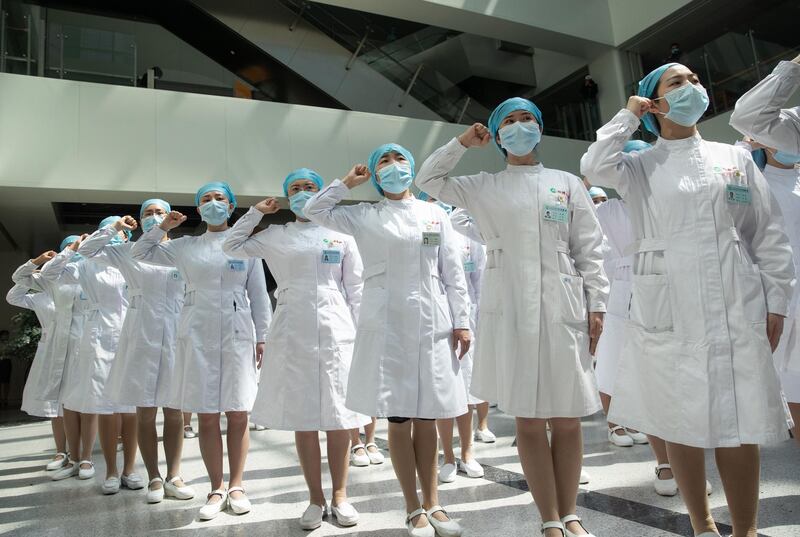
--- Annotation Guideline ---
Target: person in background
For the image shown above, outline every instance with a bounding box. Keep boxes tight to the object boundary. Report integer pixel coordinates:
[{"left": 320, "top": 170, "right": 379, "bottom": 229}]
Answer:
[{"left": 587, "top": 187, "right": 608, "bottom": 206}]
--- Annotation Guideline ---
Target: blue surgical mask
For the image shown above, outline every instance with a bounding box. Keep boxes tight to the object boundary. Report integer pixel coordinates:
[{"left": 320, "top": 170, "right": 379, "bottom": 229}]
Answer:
[
  {"left": 658, "top": 83, "right": 709, "bottom": 127},
  {"left": 499, "top": 121, "right": 541, "bottom": 157},
  {"left": 289, "top": 191, "right": 314, "bottom": 218},
  {"left": 436, "top": 201, "right": 453, "bottom": 214},
  {"left": 72, "top": 253, "right": 83, "bottom": 262},
  {"left": 773, "top": 150, "right": 800, "bottom": 166},
  {"left": 378, "top": 163, "right": 414, "bottom": 194},
  {"left": 141, "top": 214, "right": 165, "bottom": 233},
  {"left": 199, "top": 200, "right": 231, "bottom": 225},
  {"left": 109, "top": 233, "right": 127, "bottom": 245}
]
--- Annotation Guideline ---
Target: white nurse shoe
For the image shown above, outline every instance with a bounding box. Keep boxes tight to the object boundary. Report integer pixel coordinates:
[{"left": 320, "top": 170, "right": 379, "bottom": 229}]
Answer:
[
  {"left": 365, "top": 442, "right": 385, "bottom": 464},
  {"left": 579, "top": 468, "right": 591, "bottom": 485},
  {"left": 625, "top": 428, "right": 649, "bottom": 444},
  {"left": 406, "top": 508, "right": 435, "bottom": 537},
  {"left": 607, "top": 426, "right": 634, "bottom": 447},
  {"left": 331, "top": 501, "right": 359, "bottom": 527},
  {"left": 227, "top": 486, "right": 251, "bottom": 515},
  {"left": 438, "top": 462, "right": 457, "bottom": 483},
  {"left": 561, "top": 514, "right": 596, "bottom": 537},
  {"left": 78, "top": 460, "right": 95, "bottom": 480},
  {"left": 198, "top": 489, "right": 227, "bottom": 520},
  {"left": 102, "top": 476, "right": 121, "bottom": 495},
  {"left": 146, "top": 477, "right": 164, "bottom": 504},
  {"left": 541, "top": 521, "right": 566, "bottom": 536},
  {"left": 121, "top": 472, "right": 145, "bottom": 490},
  {"left": 427, "top": 506, "right": 463, "bottom": 537},
  {"left": 164, "top": 476, "right": 195, "bottom": 500},
  {"left": 350, "top": 444, "right": 370, "bottom": 467},
  {"left": 458, "top": 458, "right": 484, "bottom": 478},
  {"left": 300, "top": 503, "right": 327, "bottom": 530},
  {"left": 51, "top": 460, "right": 79, "bottom": 481},
  {"left": 475, "top": 427, "right": 497, "bottom": 443},
  {"left": 46, "top": 452, "right": 69, "bottom": 471}
]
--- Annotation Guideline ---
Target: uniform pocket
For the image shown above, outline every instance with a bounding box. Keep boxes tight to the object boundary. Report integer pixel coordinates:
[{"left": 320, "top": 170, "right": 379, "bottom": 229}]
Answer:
[
  {"left": 558, "top": 274, "right": 587, "bottom": 325},
  {"left": 629, "top": 274, "right": 673, "bottom": 332},
  {"left": 433, "top": 289, "right": 453, "bottom": 337},
  {"left": 736, "top": 264, "right": 767, "bottom": 323}
]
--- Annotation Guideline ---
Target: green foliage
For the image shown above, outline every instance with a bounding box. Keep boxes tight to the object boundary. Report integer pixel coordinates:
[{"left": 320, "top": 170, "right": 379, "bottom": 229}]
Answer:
[{"left": 4, "top": 310, "right": 41, "bottom": 363}]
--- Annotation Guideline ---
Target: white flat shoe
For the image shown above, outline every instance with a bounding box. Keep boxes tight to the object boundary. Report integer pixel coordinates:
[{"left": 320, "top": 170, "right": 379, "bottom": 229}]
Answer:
[
  {"left": 102, "top": 476, "right": 121, "bottom": 495},
  {"left": 350, "top": 444, "right": 370, "bottom": 467},
  {"left": 475, "top": 427, "right": 496, "bottom": 443},
  {"left": 542, "top": 521, "right": 566, "bottom": 536},
  {"left": 579, "top": 468, "right": 590, "bottom": 485},
  {"left": 146, "top": 477, "right": 164, "bottom": 504},
  {"left": 406, "top": 508, "right": 435, "bottom": 537},
  {"left": 438, "top": 462, "right": 457, "bottom": 483},
  {"left": 183, "top": 425, "right": 197, "bottom": 439},
  {"left": 198, "top": 489, "right": 227, "bottom": 520},
  {"left": 52, "top": 460, "right": 79, "bottom": 481},
  {"left": 227, "top": 486, "right": 251, "bottom": 515},
  {"left": 331, "top": 501, "right": 359, "bottom": 527},
  {"left": 299, "top": 503, "right": 327, "bottom": 530},
  {"left": 121, "top": 472, "right": 145, "bottom": 490},
  {"left": 78, "top": 460, "right": 95, "bottom": 480},
  {"left": 654, "top": 464, "right": 678, "bottom": 496},
  {"left": 164, "top": 476, "right": 195, "bottom": 500},
  {"left": 427, "top": 506, "right": 463, "bottom": 537},
  {"left": 625, "top": 428, "right": 649, "bottom": 444},
  {"left": 561, "top": 514, "right": 596, "bottom": 537},
  {"left": 365, "top": 442, "right": 385, "bottom": 464},
  {"left": 46, "top": 452, "right": 69, "bottom": 471},
  {"left": 608, "top": 426, "right": 634, "bottom": 447},
  {"left": 458, "top": 458, "right": 484, "bottom": 478},
  {"left": 695, "top": 533, "right": 721, "bottom": 537}
]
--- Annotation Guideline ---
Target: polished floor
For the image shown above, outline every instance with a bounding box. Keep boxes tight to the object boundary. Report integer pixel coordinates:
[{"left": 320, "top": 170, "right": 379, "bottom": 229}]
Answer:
[{"left": 0, "top": 410, "right": 798, "bottom": 536}]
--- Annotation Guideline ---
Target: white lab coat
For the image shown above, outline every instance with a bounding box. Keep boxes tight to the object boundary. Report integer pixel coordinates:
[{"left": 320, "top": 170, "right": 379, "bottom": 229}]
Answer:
[
  {"left": 305, "top": 181, "right": 470, "bottom": 419},
  {"left": 131, "top": 227, "right": 272, "bottom": 414},
  {"left": 730, "top": 60, "right": 800, "bottom": 154},
  {"left": 581, "top": 108, "right": 796, "bottom": 448},
  {"left": 40, "top": 249, "right": 132, "bottom": 414},
  {"left": 416, "top": 138, "right": 608, "bottom": 419},
  {"left": 6, "top": 273, "right": 57, "bottom": 417},
  {"left": 79, "top": 227, "right": 185, "bottom": 408},
  {"left": 593, "top": 199, "right": 635, "bottom": 396},
  {"left": 223, "top": 208, "right": 371, "bottom": 431},
  {"left": 451, "top": 225, "right": 486, "bottom": 405}
]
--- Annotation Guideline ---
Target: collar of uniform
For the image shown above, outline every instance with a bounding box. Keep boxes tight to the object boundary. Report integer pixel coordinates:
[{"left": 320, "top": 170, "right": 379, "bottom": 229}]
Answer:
[
  {"left": 203, "top": 228, "right": 231, "bottom": 238},
  {"left": 654, "top": 132, "right": 702, "bottom": 151},
  {"left": 381, "top": 196, "right": 415, "bottom": 206},
  {"left": 505, "top": 163, "right": 543, "bottom": 173}
]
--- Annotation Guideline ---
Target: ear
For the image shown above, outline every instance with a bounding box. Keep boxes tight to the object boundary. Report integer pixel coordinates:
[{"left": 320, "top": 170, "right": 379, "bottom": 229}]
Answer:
[{"left": 196, "top": 206, "right": 202, "bottom": 216}]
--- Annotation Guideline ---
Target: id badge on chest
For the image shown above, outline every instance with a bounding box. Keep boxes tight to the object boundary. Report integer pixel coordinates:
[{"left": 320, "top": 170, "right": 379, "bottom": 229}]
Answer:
[
  {"left": 321, "top": 249, "right": 341, "bottom": 264},
  {"left": 463, "top": 260, "right": 476, "bottom": 273},
  {"left": 543, "top": 204, "right": 569, "bottom": 223},
  {"left": 422, "top": 232, "right": 441, "bottom": 247},
  {"left": 228, "top": 260, "right": 246, "bottom": 272},
  {"left": 170, "top": 270, "right": 182, "bottom": 280},
  {"left": 725, "top": 184, "right": 751, "bottom": 205}
]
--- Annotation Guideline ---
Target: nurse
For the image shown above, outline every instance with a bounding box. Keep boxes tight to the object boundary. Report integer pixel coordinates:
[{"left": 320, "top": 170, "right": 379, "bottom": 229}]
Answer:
[
  {"left": 581, "top": 63, "right": 795, "bottom": 537},
  {"left": 587, "top": 187, "right": 608, "bottom": 206},
  {"left": 78, "top": 199, "right": 194, "bottom": 503},
  {"left": 730, "top": 54, "right": 800, "bottom": 154},
  {"left": 222, "top": 168, "right": 369, "bottom": 529},
  {"left": 131, "top": 182, "right": 271, "bottom": 521},
  {"left": 41, "top": 219, "right": 140, "bottom": 495},
  {"left": 7, "top": 252, "right": 60, "bottom": 468},
  {"left": 415, "top": 97, "right": 608, "bottom": 537},
  {"left": 417, "top": 192, "right": 486, "bottom": 483},
  {"left": 304, "top": 144, "right": 471, "bottom": 537},
  {"left": 740, "top": 138, "right": 800, "bottom": 444}
]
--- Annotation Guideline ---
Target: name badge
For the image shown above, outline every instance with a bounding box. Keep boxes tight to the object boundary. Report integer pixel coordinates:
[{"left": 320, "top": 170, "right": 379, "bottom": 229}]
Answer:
[
  {"left": 321, "top": 249, "right": 341, "bottom": 264},
  {"left": 422, "top": 232, "right": 441, "bottom": 246},
  {"left": 79, "top": 291, "right": 88, "bottom": 301},
  {"left": 228, "top": 260, "right": 246, "bottom": 272},
  {"left": 543, "top": 204, "right": 569, "bottom": 223},
  {"left": 463, "top": 260, "right": 476, "bottom": 273},
  {"left": 170, "top": 270, "right": 181, "bottom": 280},
  {"left": 725, "top": 184, "right": 751, "bottom": 205}
]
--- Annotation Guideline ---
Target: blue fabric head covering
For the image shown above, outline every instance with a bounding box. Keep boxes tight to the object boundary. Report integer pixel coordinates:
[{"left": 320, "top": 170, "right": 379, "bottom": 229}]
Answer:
[
  {"left": 637, "top": 63, "right": 679, "bottom": 136},
  {"left": 367, "top": 143, "right": 416, "bottom": 195},
  {"left": 623, "top": 140, "right": 653, "bottom": 153},
  {"left": 588, "top": 187, "right": 607, "bottom": 199},
  {"left": 417, "top": 191, "right": 431, "bottom": 201},
  {"left": 139, "top": 198, "right": 171, "bottom": 219},
  {"left": 751, "top": 148, "right": 767, "bottom": 170},
  {"left": 99, "top": 215, "right": 132, "bottom": 240},
  {"left": 282, "top": 168, "right": 324, "bottom": 196},
  {"left": 195, "top": 181, "right": 237, "bottom": 209},
  {"left": 487, "top": 97, "right": 544, "bottom": 153},
  {"left": 60, "top": 235, "right": 80, "bottom": 252}
]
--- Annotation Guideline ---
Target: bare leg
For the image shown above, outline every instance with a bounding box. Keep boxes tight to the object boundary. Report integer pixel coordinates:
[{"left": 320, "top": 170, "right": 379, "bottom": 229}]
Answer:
[
  {"left": 436, "top": 418, "right": 456, "bottom": 465},
  {"left": 136, "top": 407, "right": 160, "bottom": 481},
  {"left": 63, "top": 409, "right": 81, "bottom": 467},
  {"left": 516, "top": 417, "right": 561, "bottom": 537},
  {"left": 415, "top": 419, "right": 452, "bottom": 524},
  {"left": 163, "top": 407, "right": 185, "bottom": 481},
  {"left": 456, "top": 411, "right": 474, "bottom": 462},
  {"left": 225, "top": 410, "right": 249, "bottom": 498},
  {"left": 388, "top": 420, "right": 427, "bottom": 530},
  {"left": 327, "top": 429, "right": 351, "bottom": 507},
  {"left": 296, "top": 431, "right": 325, "bottom": 506},
  {"left": 79, "top": 412, "right": 97, "bottom": 464},
  {"left": 715, "top": 445, "right": 759, "bottom": 537},
  {"left": 198, "top": 412, "right": 224, "bottom": 503},
  {"left": 789, "top": 402, "right": 800, "bottom": 447},
  {"left": 666, "top": 442, "right": 716, "bottom": 535},
  {"left": 120, "top": 413, "right": 138, "bottom": 476},
  {"left": 648, "top": 435, "right": 673, "bottom": 479},
  {"left": 51, "top": 417, "right": 67, "bottom": 455},
  {"left": 550, "top": 418, "right": 584, "bottom": 535},
  {"left": 99, "top": 413, "right": 119, "bottom": 479},
  {"left": 476, "top": 402, "right": 490, "bottom": 431},
  {"left": 364, "top": 418, "right": 377, "bottom": 445},
  {"left": 183, "top": 412, "right": 192, "bottom": 427},
  {"left": 349, "top": 428, "right": 361, "bottom": 446}
]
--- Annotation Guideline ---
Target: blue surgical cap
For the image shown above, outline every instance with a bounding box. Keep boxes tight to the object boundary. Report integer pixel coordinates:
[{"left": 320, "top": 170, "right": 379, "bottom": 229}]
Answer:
[
  {"left": 283, "top": 168, "right": 324, "bottom": 196},
  {"left": 417, "top": 191, "right": 431, "bottom": 201},
  {"left": 488, "top": 97, "right": 544, "bottom": 154},
  {"left": 637, "top": 63, "right": 679, "bottom": 136},
  {"left": 139, "top": 198, "right": 171, "bottom": 219},
  {"left": 367, "top": 143, "right": 416, "bottom": 195},
  {"left": 195, "top": 181, "right": 237, "bottom": 209},
  {"left": 99, "top": 215, "right": 132, "bottom": 240},
  {"left": 60, "top": 235, "right": 80, "bottom": 251},
  {"left": 623, "top": 140, "right": 652, "bottom": 153},
  {"left": 751, "top": 148, "right": 767, "bottom": 170},
  {"left": 588, "top": 187, "right": 607, "bottom": 199}
]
